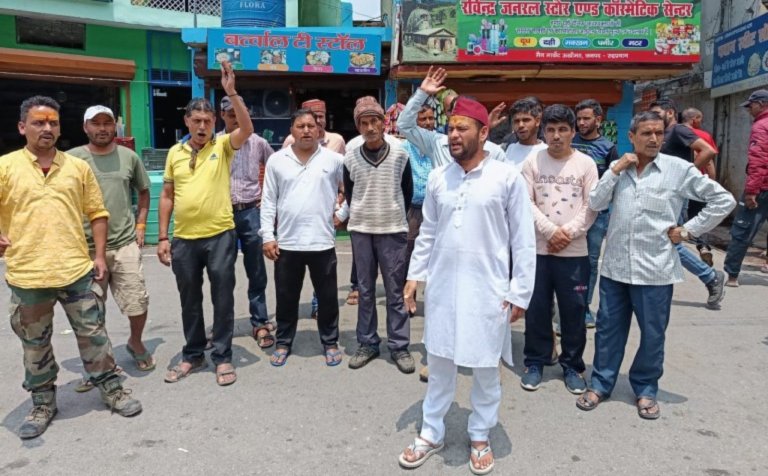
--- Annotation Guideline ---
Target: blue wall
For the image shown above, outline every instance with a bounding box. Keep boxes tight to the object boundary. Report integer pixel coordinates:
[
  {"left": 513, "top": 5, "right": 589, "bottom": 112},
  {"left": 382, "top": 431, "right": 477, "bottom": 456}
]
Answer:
[{"left": 606, "top": 81, "right": 634, "bottom": 155}]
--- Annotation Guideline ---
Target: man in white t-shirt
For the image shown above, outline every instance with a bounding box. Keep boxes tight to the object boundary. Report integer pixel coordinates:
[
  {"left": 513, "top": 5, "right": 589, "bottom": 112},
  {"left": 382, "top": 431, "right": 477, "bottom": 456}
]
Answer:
[{"left": 505, "top": 97, "right": 547, "bottom": 170}]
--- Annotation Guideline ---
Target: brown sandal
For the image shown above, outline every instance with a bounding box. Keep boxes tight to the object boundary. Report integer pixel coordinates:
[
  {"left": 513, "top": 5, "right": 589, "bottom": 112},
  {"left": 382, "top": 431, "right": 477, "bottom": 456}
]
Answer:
[
  {"left": 215, "top": 363, "right": 237, "bottom": 386},
  {"left": 253, "top": 326, "right": 275, "bottom": 349},
  {"left": 164, "top": 359, "right": 207, "bottom": 383},
  {"left": 346, "top": 289, "right": 359, "bottom": 305},
  {"left": 576, "top": 390, "right": 604, "bottom": 411}
]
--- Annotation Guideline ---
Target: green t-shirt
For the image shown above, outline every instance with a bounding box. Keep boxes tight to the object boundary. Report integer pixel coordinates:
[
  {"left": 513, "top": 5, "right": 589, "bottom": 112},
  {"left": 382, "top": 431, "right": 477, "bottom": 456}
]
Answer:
[{"left": 67, "top": 145, "right": 150, "bottom": 250}]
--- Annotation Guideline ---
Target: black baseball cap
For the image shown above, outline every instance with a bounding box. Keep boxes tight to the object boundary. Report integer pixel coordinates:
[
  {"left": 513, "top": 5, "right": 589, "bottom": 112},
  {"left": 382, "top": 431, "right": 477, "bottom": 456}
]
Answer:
[{"left": 740, "top": 89, "right": 768, "bottom": 107}]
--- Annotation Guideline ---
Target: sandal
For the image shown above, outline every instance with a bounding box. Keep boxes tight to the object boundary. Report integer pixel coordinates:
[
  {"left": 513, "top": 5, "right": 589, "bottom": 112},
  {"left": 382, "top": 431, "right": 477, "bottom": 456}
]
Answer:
[
  {"left": 270, "top": 347, "right": 290, "bottom": 367},
  {"left": 126, "top": 344, "right": 156, "bottom": 371},
  {"left": 253, "top": 326, "right": 275, "bottom": 349},
  {"left": 637, "top": 398, "right": 661, "bottom": 420},
  {"left": 398, "top": 437, "right": 444, "bottom": 469},
  {"left": 469, "top": 442, "right": 495, "bottom": 475},
  {"left": 325, "top": 347, "right": 343, "bottom": 367},
  {"left": 164, "top": 359, "right": 208, "bottom": 383},
  {"left": 346, "top": 289, "right": 359, "bottom": 305},
  {"left": 215, "top": 363, "right": 237, "bottom": 386},
  {"left": 576, "top": 390, "right": 604, "bottom": 411}
]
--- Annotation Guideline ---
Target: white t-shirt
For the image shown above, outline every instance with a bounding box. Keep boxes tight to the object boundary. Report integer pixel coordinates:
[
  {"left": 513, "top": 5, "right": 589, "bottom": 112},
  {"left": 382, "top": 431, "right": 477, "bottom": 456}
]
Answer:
[{"left": 505, "top": 141, "right": 548, "bottom": 171}]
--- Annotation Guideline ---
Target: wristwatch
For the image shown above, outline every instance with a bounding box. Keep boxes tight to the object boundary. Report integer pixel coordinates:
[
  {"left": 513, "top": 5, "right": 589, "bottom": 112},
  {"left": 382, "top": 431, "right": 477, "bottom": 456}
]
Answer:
[{"left": 680, "top": 228, "right": 689, "bottom": 240}]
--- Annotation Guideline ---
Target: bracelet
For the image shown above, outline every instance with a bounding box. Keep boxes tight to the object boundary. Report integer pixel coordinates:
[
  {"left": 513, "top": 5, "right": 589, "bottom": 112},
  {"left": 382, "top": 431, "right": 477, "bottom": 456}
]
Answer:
[
  {"left": 226, "top": 92, "right": 239, "bottom": 97},
  {"left": 136, "top": 223, "right": 146, "bottom": 230},
  {"left": 158, "top": 237, "right": 169, "bottom": 242}
]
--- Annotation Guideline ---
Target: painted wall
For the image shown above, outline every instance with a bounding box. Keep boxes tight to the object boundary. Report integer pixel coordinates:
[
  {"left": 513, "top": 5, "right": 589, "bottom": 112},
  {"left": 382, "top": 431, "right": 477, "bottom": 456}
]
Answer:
[
  {"left": 0, "top": 14, "right": 170, "bottom": 151},
  {"left": 0, "top": 0, "right": 220, "bottom": 31}
]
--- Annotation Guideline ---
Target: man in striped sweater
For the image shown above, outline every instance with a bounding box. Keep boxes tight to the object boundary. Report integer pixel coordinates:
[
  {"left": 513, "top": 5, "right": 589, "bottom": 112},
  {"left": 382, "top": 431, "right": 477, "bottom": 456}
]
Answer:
[{"left": 344, "top": 96, "right": 415, "bottom": 373}]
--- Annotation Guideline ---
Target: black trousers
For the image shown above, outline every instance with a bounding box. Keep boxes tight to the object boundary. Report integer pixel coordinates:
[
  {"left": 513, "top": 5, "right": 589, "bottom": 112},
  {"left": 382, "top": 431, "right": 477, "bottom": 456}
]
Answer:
[
  {"left": 274, "top": 248, "right": 339, "bottom": 350},
  {"left": 524, "top": 255, "right": 589, "bottom": 372},
  {"left": 171, "top": 230, "right": 237, "bottom": 365}
]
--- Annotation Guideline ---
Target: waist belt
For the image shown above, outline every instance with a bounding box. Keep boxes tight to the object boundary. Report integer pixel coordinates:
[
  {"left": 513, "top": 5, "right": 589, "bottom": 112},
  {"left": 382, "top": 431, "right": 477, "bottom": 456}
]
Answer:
[{"left": 233, "top": 200, "right": 259, "bottom": 212}]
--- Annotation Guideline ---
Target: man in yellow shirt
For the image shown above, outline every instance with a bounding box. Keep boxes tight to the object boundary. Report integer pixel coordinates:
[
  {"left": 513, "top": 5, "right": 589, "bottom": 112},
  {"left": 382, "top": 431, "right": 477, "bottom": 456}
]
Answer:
[
  {"left": 0, "top": 96, "right": 142, "bottom": 440},
  {"left": 158, "top": 62, "right": 253, "bottom": 386}
]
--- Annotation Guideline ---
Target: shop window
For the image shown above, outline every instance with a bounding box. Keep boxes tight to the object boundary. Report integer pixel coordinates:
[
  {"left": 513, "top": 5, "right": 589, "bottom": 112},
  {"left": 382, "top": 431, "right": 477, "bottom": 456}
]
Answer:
[{"left": 16, "top": 17, "right": 85, "bottom": 50}]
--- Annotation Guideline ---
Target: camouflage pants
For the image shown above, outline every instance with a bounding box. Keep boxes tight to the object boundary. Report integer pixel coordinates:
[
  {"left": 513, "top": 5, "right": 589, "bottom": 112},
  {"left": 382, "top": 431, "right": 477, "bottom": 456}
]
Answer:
[{"left": 8, "top": 272, "right": 117, "bottom": 392}]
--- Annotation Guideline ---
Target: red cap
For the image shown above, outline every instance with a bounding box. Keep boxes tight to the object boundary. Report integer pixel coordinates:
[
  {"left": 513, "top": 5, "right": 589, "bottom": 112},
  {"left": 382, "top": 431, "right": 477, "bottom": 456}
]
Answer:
[
  {"left": 301, "top": 99, "right": 326, "bottom": 112},
  {"left": 451, "top": 97, "right": 489, "bottom": 127}
]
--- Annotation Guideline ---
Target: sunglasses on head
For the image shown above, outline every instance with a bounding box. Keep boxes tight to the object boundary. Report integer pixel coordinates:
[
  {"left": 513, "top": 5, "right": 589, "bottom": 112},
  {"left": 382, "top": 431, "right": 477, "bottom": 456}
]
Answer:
[{"left": 189, "top": 147, "right": 199, "bottom": 172}]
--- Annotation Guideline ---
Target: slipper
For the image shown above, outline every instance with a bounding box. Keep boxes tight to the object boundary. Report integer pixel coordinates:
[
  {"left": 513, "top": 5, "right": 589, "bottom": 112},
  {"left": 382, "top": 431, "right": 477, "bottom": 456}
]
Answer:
[
  {"left": 346, "top": 289, "right": 359, "bottom": 305},
  {"left": 637, "top": 398, "right": 661, "bottom": 420},
  {"left": 469, "top": 443, "right": 494, "bottom": 475},
  {"left": 164, "top": 359, "right": 208, "bottom": 383},
  {"left": 270, "top": 347, "right": 290, "bottom": 367},
  {"left": 215, "top": 363, "right": 237, "bottom": 386},
  {"left": 126, "top": 344, "right": 156, "bottom": 371},
  {"left": 398, "top": 437, "right": 444, "bottom": 469},
  {"left": 576, "top": 390, "right": 604, "bottom": 411},
  {"left": 253, "top": 326, "right": 275, "bottom": 349},
  {"left": 325, "top": 347, "right": 343, "bottom": 367}
]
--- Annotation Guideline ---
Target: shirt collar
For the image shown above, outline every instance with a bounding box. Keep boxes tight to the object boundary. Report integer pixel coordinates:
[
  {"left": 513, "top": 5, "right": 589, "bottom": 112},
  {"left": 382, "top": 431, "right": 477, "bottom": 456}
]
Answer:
[
  {"left": 23, "top": 147, "right": 63, "bottom": 166},
  {"left": 287, "top": 143, "right": 322, "bottom": 164}
]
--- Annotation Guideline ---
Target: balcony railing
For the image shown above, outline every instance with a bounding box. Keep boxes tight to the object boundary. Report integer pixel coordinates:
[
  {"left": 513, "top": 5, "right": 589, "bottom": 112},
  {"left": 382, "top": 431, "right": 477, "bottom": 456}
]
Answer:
[{"left": 131, "top": 0, "right": 221, "bottom": 17}]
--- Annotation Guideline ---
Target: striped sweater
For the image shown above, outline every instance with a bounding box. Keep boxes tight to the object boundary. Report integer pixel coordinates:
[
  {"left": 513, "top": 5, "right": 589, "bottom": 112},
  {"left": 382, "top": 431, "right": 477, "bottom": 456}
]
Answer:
[{"left": 343, "top": 142, "right": 412, "bottom": 234}]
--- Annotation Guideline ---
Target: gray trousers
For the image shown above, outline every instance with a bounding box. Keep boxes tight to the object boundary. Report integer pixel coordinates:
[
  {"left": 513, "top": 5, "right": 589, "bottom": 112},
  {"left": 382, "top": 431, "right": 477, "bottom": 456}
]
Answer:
[{"left": 350, "top": 231, "right": 410, "bottom": 351}]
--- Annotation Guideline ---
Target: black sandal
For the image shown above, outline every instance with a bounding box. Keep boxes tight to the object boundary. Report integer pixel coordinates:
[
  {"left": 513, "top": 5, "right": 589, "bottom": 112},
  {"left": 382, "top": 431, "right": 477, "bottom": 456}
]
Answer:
[{"left": 576, "top": 390, "right": 604, "bottom": 411}]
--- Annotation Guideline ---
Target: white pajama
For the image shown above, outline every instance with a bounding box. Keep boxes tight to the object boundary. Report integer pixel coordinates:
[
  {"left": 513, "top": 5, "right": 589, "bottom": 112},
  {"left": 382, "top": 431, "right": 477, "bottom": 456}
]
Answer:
[{"left": 420, "top": 353, "right": 502, "bottom": 444}]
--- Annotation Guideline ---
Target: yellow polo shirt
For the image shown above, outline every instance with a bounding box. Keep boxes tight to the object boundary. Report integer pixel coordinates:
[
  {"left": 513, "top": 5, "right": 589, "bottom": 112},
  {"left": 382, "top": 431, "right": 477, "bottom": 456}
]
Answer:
[
  {"left": 164, "top": 134, "right": 236, "bottom": 239},
  {"left": 0, "top": 148, "right": 109, "bottom": 289}
]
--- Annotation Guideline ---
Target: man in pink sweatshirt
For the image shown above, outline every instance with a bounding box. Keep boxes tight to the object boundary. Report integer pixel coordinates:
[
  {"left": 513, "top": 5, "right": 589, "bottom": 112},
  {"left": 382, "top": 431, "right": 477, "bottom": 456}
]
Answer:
[{"left": 520, "top": 104, "right": 598, "bottom": 394}]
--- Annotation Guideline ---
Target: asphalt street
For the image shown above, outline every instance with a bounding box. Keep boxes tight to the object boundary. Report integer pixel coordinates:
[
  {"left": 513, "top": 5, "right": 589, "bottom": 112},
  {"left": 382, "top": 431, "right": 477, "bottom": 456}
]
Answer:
[{"left": 0, "top": 240, "right": 766, "bottom": 476}]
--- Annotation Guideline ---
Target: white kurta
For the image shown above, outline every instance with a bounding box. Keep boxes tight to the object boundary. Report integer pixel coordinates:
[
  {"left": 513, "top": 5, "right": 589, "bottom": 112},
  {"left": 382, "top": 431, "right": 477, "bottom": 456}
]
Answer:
[{"left": 408, "top": 158, "right": 537, "bottom": 368}]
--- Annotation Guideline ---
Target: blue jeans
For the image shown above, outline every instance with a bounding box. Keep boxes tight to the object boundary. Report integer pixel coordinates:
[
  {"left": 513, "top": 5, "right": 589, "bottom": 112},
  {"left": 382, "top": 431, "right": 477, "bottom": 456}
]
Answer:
[
  {"left": 677, "top": 203, "right": 715, "bottom": 285},
  {"left": 233, "top": 206, "right": 269, "bottom": 327},
  {"left": 724, "top": 191, "right": 768, "bottom": 278},
  {"left": 589, "top": 277, "right": 673, "bottom": 400},
  {"left": 586, "top": 210, "right": 610, "bottom": 309}
]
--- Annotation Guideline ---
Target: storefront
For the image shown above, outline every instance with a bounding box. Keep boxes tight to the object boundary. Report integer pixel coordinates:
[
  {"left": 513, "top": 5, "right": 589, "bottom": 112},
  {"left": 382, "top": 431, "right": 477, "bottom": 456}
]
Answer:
[
  {"left": 390, "top": 0, "right": 702, "bottom": 152},
  {"left": 182, "top": 26, "right": 390, "bottom": 147},
  {"left": 0, "top": 15, "right": 192, "bottom": 155}
]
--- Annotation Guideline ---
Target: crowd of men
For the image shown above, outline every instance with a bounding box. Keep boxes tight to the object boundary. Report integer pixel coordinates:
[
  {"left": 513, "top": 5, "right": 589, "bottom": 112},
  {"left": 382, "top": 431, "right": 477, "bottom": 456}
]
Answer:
[{"left": 2, "top": 61, "right": 767, "bottom": 473}]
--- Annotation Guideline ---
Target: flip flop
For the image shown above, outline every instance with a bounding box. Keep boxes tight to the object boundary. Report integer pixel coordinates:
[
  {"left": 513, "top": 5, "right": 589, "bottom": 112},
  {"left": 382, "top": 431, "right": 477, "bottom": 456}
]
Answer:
[
  {"left": 126, "top": 344, "right": 156, "bottom": 371},
  {"left": 576, "top": 390, "right": 604, "bottom": 411},
  {"left": 325, "top": 348, "right": 343, "bottom": 367},
  {"left": 398, "top": 437, "right": 444, "bottom": 469},
  {"left": 215, "top": 363, "right": 237, "bottom": 386},
  {"left": 469, "top": 443, "right": 495, "bottom": 475},
  {"left": 637, "top": 398, "right": 661, "bottom": 420},
  {"left": 270, "top": 348, "right": 290, "bottom": 367},
  {"left": 164, "top": 359, "right": 208, "bottom": 383}
]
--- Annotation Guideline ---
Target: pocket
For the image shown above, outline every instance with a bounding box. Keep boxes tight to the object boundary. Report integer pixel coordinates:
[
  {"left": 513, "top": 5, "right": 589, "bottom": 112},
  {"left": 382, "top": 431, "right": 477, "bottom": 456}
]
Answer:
[
  {"left": 90, "top": 280, "right": 106, "bottom": 325},
  {"left": 643, "top": 196, "right": 669, "bottom": 214}
]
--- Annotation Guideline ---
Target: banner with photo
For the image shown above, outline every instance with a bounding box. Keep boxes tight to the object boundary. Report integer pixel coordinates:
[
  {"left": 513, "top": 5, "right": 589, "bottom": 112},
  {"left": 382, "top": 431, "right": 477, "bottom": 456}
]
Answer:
[
  {"left": 400, "top": 0, "right": 700, "bottom": 64},
  {"left": 208, "top": 28, "right": 381, "bottom": 75}
]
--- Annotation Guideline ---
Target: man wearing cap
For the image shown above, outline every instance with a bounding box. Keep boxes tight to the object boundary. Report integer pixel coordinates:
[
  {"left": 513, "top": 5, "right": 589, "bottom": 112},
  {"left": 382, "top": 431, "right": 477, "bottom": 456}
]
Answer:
[
  {"left": 397, "top": 67, "right": 507, "bottom": 169},
  {"left": 344, "top": 96, "right": 414, "bottom": 373},
  {"left": 158, "top": 62, "right": 253, "bottom": 386},
  {"left": 1, "top": 96, "right": 142, "bottom": 439},
  {"left": 399, "top": 96, "right": 535, "bottom": 473},
  {"left": 283, "top": 99, "right": 346, "bottom": 154},
  {"left": 68, "top": 105, "right": 154, "bottom": 376},
  {"left": 218, "top": 95, "right": 276, "bottom": 348},
  {"left": 723, "top": 90, "right": 768, "bottom": 286}
]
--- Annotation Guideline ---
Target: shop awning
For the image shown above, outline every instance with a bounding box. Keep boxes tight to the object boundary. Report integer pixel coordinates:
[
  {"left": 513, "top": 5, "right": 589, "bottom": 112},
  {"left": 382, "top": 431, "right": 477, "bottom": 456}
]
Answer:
[{"left": 0, "top": 47, "right": 135, "bottom": 84}]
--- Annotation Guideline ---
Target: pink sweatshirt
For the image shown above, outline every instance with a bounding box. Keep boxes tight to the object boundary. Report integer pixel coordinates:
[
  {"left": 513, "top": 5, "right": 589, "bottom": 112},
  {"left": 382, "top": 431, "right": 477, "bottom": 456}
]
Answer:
[{"left": 521, "top": 148, "right": 598, "bottom": 257}]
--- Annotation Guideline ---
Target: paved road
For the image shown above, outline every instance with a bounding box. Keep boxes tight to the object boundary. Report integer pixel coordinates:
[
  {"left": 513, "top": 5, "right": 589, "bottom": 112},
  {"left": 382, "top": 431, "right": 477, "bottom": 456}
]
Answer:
[{"left": 0, "top": 241, "right": 766, "bottom": 476}]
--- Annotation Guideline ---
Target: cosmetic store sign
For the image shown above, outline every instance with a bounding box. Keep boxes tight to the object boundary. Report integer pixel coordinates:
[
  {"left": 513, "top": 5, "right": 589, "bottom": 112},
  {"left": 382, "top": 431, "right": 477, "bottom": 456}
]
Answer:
[{"left": 400, "top": 0, "right": 701, "bottom": 64}]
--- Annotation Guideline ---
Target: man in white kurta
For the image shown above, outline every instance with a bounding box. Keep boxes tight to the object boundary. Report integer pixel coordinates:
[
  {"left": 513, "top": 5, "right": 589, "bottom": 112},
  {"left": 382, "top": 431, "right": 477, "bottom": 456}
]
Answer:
[{"left": 399, "top": 89, "right": 536, "bottom": 474}]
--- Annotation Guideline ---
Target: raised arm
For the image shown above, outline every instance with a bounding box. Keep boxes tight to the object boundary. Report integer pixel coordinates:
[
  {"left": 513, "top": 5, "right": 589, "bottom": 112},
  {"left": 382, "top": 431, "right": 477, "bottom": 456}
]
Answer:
[{"left": 220, "top": 61, "right": 253, "bottom": 150}]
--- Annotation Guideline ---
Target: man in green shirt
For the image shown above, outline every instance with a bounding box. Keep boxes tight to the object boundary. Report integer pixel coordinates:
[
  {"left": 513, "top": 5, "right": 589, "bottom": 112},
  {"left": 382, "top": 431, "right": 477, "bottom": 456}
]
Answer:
[{"left": 68, "top": 105, "right": 154, "bottom": 375}]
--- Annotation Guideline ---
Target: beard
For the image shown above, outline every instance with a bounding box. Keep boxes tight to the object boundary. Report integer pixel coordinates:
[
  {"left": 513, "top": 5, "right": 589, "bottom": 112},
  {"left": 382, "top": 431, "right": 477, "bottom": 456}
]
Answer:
[
  {"left": 88, "top": 131, "right": 115, "bottom": 147},
  {"left": 450, "top": 138, "right": 480, "bottom": 162}
]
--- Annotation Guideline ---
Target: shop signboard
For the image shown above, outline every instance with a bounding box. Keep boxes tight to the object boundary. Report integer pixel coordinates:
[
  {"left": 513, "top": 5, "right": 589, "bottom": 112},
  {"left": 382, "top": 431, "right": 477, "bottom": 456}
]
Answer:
[
  {"left": 711, "top": 14, "right": 768, "bottom": 98},
  {"left": 208, "top": 28, "right": 381, "bottom": 75},
  {"left": 400, "top": 0, "right": 700, "bottom": 64}
]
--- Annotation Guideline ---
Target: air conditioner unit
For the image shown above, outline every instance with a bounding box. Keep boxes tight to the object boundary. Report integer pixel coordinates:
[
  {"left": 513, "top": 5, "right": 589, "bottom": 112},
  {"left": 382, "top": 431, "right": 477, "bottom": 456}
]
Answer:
[{"left": 262, "top": 89, "right": 291, "bottom": 118}]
